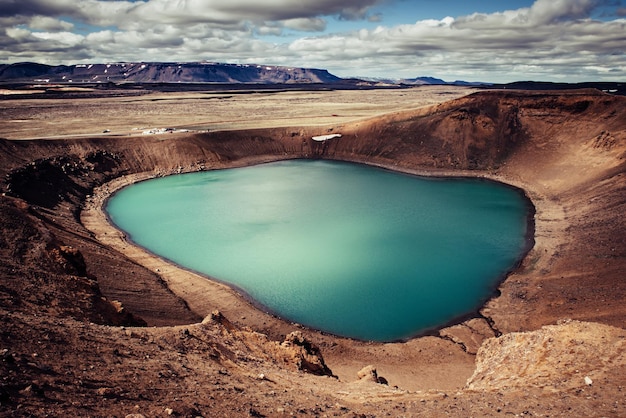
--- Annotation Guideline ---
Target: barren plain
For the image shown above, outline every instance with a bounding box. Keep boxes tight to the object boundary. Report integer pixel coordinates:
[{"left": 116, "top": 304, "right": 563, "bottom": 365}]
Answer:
[
  {"left": 0, "top": 85, "right": 471, "bottom": 139},
  {"left": 1, "top": 85, "right": 625, "bottom": 417}
]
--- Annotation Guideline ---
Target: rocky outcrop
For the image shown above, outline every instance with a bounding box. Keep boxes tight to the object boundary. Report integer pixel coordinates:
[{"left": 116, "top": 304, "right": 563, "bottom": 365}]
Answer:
[
  {"left": 278, "top": 331, "right": 334, "bottom": 377},
  {"left": 440, "top": 318, "right": 499, "bottom": 355},
  {"left": 356, "top": 365, "right": 388, "bottom": 384},
  {"left": 467, "top": 320, "right": 626, "bottom": 391},
  {"left": 0, "top": 196, "right": 144, "bottom": 326},
  {"left": 202, "top": 311, "right": 333, "bottom": 377}
]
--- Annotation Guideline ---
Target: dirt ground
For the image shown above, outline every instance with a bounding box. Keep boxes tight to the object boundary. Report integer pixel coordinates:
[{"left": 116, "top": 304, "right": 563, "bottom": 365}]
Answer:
[
  {"left": 1, "top": 85, "right": 625, "bottom": 417},
  {"left": 0, "top": 85, "right": 475, "bottom": 140}
]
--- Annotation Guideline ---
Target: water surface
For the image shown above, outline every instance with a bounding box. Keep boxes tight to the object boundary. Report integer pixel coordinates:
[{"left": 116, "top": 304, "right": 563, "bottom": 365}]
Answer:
[{"left": 107, "top": 160, "right": 531, "bottom": 341}]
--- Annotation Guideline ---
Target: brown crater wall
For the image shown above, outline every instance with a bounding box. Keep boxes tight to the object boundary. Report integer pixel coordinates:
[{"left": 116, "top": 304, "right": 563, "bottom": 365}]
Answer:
[{"left": 1, "top": 89, "right": 625, "bottom": 333}]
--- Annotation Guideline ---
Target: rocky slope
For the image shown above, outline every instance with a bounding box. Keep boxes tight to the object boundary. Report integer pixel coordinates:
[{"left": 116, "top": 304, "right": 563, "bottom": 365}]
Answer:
[{"left": 1, "top": 89, "right": 625, "bottom": 416}]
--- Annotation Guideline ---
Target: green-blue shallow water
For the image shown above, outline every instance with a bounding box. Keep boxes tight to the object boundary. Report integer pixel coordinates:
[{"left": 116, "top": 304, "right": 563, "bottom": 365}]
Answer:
[{"left": 106, "top": 160, "right": 531, "bottom": 341}]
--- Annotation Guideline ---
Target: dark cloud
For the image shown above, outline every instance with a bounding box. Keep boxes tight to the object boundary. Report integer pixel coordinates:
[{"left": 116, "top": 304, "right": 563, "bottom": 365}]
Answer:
[
  {"left": 283, "top": 18, "right": 327, "bottom": 32},
  {"left": 201, "top": 0, "right": 382, "bottom": 22},
  {"left": 104, "top": 0, "right": 384, "bottom": 29},
  {"left": 0, "top": 0, "right": 81, "bottom": 18}
]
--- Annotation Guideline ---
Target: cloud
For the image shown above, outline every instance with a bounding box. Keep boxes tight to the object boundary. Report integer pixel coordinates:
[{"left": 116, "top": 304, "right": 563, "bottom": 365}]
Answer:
[
  {"left": 454, "top": 0, "right": 601, "bottom": 29},
  {"left": 283, "top": 18, "right": 327, "bottom": 32},
  {"left": 253, "top": 17, "right": 329, "bottom": 35},
  {"left": 527, "top": 0, "right": 599, "bottom": 24},
  {"left": 368, "top": 13, "right": 383, "bottom": 23},
  {"left": 1, "top": 25, "right": 91, "bottom": 63},
  {"left": 285, "top": 2, "right": 626, "bottom": 81},
  {"left": 0, "top": 0, "right": 79, "bottom": 18},
  {"left": 0, "top": 0, "right": 383, "bottom": 65},
  {"left": 1, "top": 0, "right": 625, "bottom": 82},
  {"left": 9, "top": 0, "right": 383, "bottom": 28},
  {"left": 29, "top": 16, "right": 74, "bottom": 31},
  {"left": 191, "top": 0, "right": 381, "bottom": 22},
  {"left": 5, "top": 27, "right": 34, "bottom": 43}
]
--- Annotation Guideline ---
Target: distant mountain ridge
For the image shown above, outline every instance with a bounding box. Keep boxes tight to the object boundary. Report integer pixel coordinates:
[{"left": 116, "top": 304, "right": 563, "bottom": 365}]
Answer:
[
  {"left": 0, "top": 61, "right": 342, "bottom": 84},
  {"left": 0, "top": 61, "right": 483, "bottom": 86},
  {"left": 1, "top": 62, "right": 622, "bottom": 95},
  {"left": 352, "top": 75, "right": 485, "bottom": 86}
]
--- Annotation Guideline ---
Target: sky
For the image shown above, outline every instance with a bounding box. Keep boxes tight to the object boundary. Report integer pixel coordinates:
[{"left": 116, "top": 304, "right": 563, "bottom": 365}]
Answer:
[{"left": 1, "top": 0, "right": 625, "bottom": 82}]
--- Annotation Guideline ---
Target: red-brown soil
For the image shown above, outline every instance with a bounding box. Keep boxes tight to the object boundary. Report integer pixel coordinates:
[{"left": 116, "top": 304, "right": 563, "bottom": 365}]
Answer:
[{"left": 1, "top": 88, "right": 625, "bottom": 417}]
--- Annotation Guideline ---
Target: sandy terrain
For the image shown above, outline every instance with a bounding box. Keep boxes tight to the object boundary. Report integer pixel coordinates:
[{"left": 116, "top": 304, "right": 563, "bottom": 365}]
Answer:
[
  {"left": 1, "top": 86, "right": 625, "bottom": 417},
  {"left": 0, "top": 85, "right": 475, "bottom": 140}
]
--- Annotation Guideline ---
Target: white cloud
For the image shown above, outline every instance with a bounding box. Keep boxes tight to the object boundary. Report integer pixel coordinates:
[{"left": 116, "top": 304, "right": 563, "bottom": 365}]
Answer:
[
  {"left": 282, "top": 1, "right": 626, "bottom": 81},
  {"left": 255, "top": 25, "right": 283, "bottom": 37},
  {"left": 527, "top": 0, "right": 599, "bottom": 24},
  {"left": 6, "top": 27, "right": 33, "bottom": 42},
  {"left": 29, "top": 16, "right": 74, "bottom": 32},
  {"left": 31, "top": 31, "right": 84, "bottom": 46}
]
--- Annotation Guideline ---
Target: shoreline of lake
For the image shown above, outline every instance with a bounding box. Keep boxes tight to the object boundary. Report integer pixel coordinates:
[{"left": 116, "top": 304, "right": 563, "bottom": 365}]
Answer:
[
  {"left": 82, "top": 156, "right": 537, "bottom": 344},
  {"left": 103, "top": 159, "right": 535, "bottom": 342}
]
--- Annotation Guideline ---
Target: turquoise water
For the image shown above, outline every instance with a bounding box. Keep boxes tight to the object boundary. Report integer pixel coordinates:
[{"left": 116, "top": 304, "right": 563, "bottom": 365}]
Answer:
[{"left": 106, "top": 160, "right": 531, "bottom": 341}]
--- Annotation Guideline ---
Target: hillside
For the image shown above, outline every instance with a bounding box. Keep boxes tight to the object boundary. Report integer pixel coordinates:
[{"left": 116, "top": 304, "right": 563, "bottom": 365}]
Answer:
[
  {"left": 0, "top": 89, "right": 625, "bottom": 416},
  {"left": 0, "top": 61, "right": 342, "bottom": 84}
]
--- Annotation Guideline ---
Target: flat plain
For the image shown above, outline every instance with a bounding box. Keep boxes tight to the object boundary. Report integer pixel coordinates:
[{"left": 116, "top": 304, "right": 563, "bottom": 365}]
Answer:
[{"left": 0, "top": 85, "right": 476, "bottom": 139}]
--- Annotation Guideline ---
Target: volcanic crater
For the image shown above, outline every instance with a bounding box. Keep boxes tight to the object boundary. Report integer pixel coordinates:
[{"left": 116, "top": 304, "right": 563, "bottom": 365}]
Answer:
[{"left": 1, "top": 87, "right": 625, "bottom": 417}]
